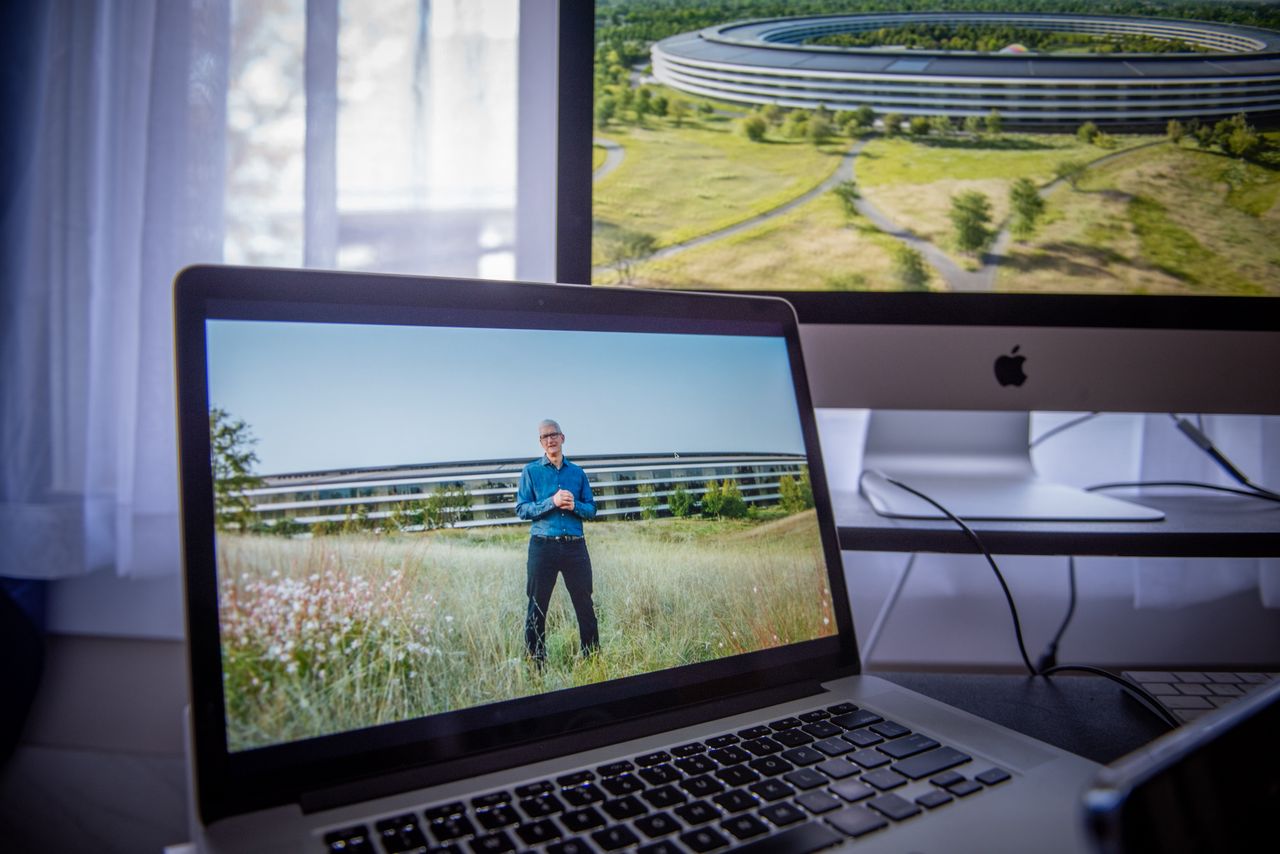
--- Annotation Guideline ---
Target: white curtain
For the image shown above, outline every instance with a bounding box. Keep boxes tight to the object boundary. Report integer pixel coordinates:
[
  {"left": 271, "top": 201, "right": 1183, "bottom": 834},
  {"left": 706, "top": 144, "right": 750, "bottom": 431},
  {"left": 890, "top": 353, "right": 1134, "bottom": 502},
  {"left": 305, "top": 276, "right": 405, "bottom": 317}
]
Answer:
[{"left": 0, "top": 0, "right": 230, "bottom": 579}]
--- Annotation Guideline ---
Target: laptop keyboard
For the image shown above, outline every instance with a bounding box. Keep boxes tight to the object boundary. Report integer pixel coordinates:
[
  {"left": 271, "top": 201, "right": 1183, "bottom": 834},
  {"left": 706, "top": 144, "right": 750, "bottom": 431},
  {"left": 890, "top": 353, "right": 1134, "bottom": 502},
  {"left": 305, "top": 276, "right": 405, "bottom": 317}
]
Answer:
[
  {"left": 323, "top": 701, "right": 1011, "bottom": 853},
  {"left": 1120, "top": 670, "right": 1278, "bottom": 725}
]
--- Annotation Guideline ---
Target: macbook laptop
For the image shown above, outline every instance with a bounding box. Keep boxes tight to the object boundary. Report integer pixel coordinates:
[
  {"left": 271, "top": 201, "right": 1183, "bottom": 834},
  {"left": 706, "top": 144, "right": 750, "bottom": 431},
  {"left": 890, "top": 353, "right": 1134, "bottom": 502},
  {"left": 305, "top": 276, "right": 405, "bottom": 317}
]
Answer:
[{"left": 173, "top": 265, "right": 1100, "bottom": 853}]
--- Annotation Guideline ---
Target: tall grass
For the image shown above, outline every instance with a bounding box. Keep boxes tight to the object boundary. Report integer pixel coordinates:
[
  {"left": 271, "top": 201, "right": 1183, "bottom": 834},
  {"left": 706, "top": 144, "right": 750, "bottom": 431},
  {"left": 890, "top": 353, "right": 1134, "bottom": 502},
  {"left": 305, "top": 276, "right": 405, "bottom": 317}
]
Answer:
[{"left": 217, "top": 512, "right": 832, "bottom": 751}]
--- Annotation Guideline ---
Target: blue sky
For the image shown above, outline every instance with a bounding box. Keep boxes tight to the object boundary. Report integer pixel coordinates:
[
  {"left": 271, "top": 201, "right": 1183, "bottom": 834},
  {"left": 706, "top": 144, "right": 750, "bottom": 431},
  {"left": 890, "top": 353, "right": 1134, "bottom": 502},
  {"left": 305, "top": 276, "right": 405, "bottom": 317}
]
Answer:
[{"left": 206, "top": 320, "right": 807, "bottom": 474}]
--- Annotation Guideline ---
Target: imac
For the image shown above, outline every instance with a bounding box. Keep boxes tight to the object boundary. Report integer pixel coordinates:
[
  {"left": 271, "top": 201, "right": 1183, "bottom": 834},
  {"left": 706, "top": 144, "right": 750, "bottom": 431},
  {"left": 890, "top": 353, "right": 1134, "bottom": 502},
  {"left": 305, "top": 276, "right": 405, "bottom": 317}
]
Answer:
[{"left": 554, "top": 0, "right": 1280, "bottom": 524}]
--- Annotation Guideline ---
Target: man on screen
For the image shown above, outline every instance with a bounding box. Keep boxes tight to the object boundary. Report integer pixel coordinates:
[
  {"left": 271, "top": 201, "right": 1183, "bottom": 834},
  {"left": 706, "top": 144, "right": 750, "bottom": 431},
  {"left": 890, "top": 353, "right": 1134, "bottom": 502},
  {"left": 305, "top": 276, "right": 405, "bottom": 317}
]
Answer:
[{"left": 516, "top": 419, "right": 599, "bottom": 665}]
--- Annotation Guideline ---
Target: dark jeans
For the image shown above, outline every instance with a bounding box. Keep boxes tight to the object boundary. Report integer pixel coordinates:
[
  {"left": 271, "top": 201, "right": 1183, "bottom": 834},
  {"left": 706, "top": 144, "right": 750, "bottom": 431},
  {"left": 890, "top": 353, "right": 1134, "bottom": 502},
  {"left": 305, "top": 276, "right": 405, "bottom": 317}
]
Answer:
[{"left": 525, "top": 536, "right": 599, "bottom": 661}]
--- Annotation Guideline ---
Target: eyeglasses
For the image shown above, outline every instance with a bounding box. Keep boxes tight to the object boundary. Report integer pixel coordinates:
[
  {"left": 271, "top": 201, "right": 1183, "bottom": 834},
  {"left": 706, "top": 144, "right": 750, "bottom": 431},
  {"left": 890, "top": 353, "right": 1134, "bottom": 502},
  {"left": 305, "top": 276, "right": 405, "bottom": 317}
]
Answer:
[{"left": 539, "top": 432, "right": 563, "bottom": 442}]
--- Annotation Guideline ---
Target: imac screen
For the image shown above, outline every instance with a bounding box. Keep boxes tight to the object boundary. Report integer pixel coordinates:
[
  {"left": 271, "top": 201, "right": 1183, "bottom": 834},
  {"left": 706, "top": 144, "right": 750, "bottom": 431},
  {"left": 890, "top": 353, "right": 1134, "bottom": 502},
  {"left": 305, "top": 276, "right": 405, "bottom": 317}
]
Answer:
[{"left": 576, "top": 0, "right": 1280, "bottom": 297}]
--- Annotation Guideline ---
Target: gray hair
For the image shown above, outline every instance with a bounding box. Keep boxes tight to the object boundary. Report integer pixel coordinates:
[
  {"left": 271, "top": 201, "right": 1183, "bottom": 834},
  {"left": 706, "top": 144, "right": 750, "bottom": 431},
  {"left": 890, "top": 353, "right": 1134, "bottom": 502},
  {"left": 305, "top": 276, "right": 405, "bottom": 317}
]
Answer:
[{"left": 539, "top": 419, "right": 562, "bottom": 434}]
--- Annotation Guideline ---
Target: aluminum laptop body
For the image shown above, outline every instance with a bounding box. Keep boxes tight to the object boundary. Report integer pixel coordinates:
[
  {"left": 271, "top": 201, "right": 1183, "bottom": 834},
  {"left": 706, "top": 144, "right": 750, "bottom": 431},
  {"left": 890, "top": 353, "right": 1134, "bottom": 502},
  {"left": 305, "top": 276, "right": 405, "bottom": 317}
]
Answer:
[{"left": 173, "top": 265, "right": 1100, "bottom": 853}]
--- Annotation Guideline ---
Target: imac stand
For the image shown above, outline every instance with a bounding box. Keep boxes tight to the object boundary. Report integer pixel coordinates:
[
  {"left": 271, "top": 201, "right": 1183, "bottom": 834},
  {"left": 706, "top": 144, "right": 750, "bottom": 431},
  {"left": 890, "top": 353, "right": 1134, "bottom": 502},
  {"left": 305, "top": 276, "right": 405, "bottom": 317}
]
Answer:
[{"left": 858, "top": 410, "right": 1165, "bottom": 522}]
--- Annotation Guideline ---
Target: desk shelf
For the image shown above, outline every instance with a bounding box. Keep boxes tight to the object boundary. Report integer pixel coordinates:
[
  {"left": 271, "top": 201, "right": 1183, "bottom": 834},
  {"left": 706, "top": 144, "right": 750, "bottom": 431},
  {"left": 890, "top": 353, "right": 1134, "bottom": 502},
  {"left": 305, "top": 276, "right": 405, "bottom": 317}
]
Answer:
[{"left": 834, "top": 491, "right": 1280, "bottom": 557}]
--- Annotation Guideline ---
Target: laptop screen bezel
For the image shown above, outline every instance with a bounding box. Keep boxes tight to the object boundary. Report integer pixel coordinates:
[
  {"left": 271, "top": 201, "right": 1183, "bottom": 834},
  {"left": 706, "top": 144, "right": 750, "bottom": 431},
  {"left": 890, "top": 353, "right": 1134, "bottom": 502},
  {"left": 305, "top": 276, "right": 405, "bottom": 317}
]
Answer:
[{"left": 174, "top": 265, "right": 859, "bottom": 824}]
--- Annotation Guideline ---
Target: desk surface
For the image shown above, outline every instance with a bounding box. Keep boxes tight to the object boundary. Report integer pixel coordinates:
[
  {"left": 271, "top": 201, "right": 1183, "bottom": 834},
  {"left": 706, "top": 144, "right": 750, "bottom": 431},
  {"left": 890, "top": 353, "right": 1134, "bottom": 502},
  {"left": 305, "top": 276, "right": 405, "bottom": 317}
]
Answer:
[
  {"left": 835, "top": 491, "right": 1280, "bottom": 557},
  {"left": 877, "top": 670, "right": 1170, "bottom": 765}
]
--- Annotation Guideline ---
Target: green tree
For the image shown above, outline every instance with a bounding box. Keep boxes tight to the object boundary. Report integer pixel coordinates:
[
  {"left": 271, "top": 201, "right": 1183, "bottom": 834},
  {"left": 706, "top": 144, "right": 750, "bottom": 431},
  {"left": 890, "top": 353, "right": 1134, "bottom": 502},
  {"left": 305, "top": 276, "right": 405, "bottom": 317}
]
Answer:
[
  {"left": 670, "top": 98, "right": 689, "bottom": 128},
  {"left": 741, "top": 114, "right": 768, "bottom": 142},
  {"left": 595, "top": 96, "right": 616, "bottom": 129},
  {"left": 832, "top": 180, "right": 860, "bottom": 219},
  {"left": 719, "top": 479, "right": 748, "bottom": 519},
  {"left": 909, "top": 116, "right": 931, "bottom": 137},
  {"left": 798, "top": 469, "right": 814, "bottom": 509},
  {"left": 807, "top": 113, "right": 833, "bottom": 145},
  {"left": 1054, "top": 159, "right": 1087, "bottom": 190},
  {"left": 1076, "top": 120, "right": 1099, "bottom": 144},
  {"left": 985, "top": 109, "right": 1003, "bottom": 136},
  {"left": 637, "top": 483, "right": 659, "bottom": 520},
  {"left": 783, "top": 110, "right": 809, "bottom": 139},
  {"left": 949, "top": 191, "right": 994, "bottom": 254},
  {"left": 668, "top": 482, "right": 694, "bottom": 517},
  {"left": 881, "top": 113, "right": 903, "bottom": 137},
  {"left": 929, "top": 115, "right": 953, "bottom": 137},
  {"left": 892, "top": 244, "right": 929, "bottom": 290},
  {"left": 963, "top": 114, "right": 984, "bottom": 136},
  {"left": 651, "top": 95, "right": 668, "bottom": 118},
  {"left": 853, "top": 105, "right": 875, "bottom": 132},
  {"left": 700, "top": 479, "right": 723, "bottom": 517},
  {"left": 425, "top": 483, "right": 472, "bottom": 529},
  {"left": 778, "top": 475, "right": 804, "bottom": 513},
  {"left": 762, "top": 102, "right": 785, "bottom": 126},
  {"left": 1009, "top": 177, "right": 1045, "bottom": 239},
  {"left": 602, "top": 227, "right": 657, "bottom": 285},
  {"left": 697, "top": 101, "right": 714, "bottom": 117},
  {"left": 209, "top": 408, "right": 265, "bottom": 531},
  {"left": 272, "top": 518, "right": 306, "bottom": 537},
  {"left": 1166, "top": 118, "right": 1184, "bottom": 145}
]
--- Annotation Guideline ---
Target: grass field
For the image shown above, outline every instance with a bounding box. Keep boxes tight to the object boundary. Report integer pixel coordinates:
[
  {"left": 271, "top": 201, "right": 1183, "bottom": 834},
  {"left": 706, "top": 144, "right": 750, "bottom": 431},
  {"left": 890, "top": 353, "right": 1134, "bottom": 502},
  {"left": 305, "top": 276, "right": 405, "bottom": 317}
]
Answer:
[
  {"left": 998, "top": 141, "right": 1280, "bottom": 295},
  {"left": 634, "top": 187, "right": 928, "bottom": 291},
  {"left": 592, "top": 119, "right": 846, "bottom": 263},
  {"left": 217, "top": 512, "right": 832, "bottom": 751}
]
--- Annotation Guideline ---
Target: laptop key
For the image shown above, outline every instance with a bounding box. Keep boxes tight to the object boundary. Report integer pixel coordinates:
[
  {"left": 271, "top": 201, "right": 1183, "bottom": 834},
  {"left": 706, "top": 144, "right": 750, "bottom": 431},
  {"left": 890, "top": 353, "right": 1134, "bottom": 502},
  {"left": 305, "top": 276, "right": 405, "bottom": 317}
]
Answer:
[
  {"left": 591, "top": 825, "right": 640, "bottom": 851},
  {"left": 722, "top": 813, "right": 770, "bottom": 840},
  {"left": 749, "top": 778, "right": 796, "bottom": 802},
  {"left": 602, "top": 795, "right": 649, "bottom": 821},
  {"left": 515, "top": 819, "right": 561, "bottom": 846},
  {"left": 826, "top": 702, "right": 859, "bottom": 715},
  {"left": 635, "top": 811, "right": 682, "bottom": 838},
  {"left": 739, "top": 725, "right": 773, "bottom": 739},
  {"left": 831, "top": 709, "right": 882, "bottom": 730},
  {"left": 917, "top": 789, "right": 954, "bottom": 809},
  {"left": 376, "top": 814, "right": 429, "bottom": 852},
  {"left": 813, "top": 737, "right": 855, "bottom": 757},
  {"left": 424, "top": 802, "right": 466, "bottom": 822},
  {"left": 325, "top": 826, "right": 375, "bottom": 854},
  {"left": 861, "top": 768, "right": 908, "bottom": 791},
  {"left": 639, "top": 763, "right": 681, "bottom": 785},
  {"left": 795, "top": 791, "right": 842, "bottom": 814},
  {"left": 672, "top": 741, "right": 706, "bottom": 757},
  {"left": 519, "top": 792, "right": 565, "bottom": 817},
  {"left": 681, "top": 826, "right": 731, "bottom": 853},
  {"left": 562, "top": 783, "right": 606, "bottom": 806},
  {"left": 637, "top": 842, "right": 682, "bottom": 854},
  {"left": 748, "top": 755, "right": 794, "bottom": 777},
  {"left": 430, "top": 815, "right": 476, "bottom": 843},
  {"left": 675, "top": 754, "right": 717, "bottom": 775},
  {"left": 468, "top": 830, "right": 516, "bottom": 854},
  {"left": 713, "top": 789, "right": 759, "bottom": 814},
  {"left": 801, "top": 721, "right": 842, "bottom": 739},
  {"left": 826, "top": 805, "right": 889, "bottom": 838},
  {"left": 601, "top": 774, "right": 644, "bottom": 796},
  {"left": 842, "top": 729, "right": 883, "bottom": 748},
  {"left": 514, "top": 781, "right": 553, "bottom": 799},
  {"left": 559, "top": 770, "right": 596, "bottom": 787},
  {"left": 675, "top": 800, "right": 720, "bottom": 826},
  {"left": 595, "top": 762, "right": 632, "bottom": 778},
  {"left": 635, "top": 751, "right": 672, "bottom": 767},
  {"left": 848, "top": 749, "right": 890, "bottom": 769},
  {"left": 759, "top": 801, "right": 806, "bottom": 827},
  {"left": 709, "top": 745, "right": 752, "bottom": 765},
  {"left": 706, "top": 734, "right": 740, "bottom": 748},
  {"left": 546, "top": 839, "right": 590, "bottom": 854},
  {"left": 976, "top": 767, "right": 1012, "bottom": 786},
  {"left": 868, "top": 793, "right": 922, "bottom": 822},
  {"left": 782, "top": 746, "right": 825, "bottom": 766},
  {"left": 830, "top": 780, "right": 875, "bottom": 803},
  {"left": 471, "top": 792, "right": 511, "bottom": 809},
  {"left": 770, "top": 716, "right": 804, "bottom": 731},
  {"left": 799, "top": 710, "right": 832, "bottom": 723},
  {"left": 929, "top": 770, "right": 965, "bottom": 788},
  {"left": 785, "top": 767, "right": 830, "bottom": 790},
  {"left": 892, "top": 746, "right": 971, "bottom": 780},
  {"left": 680, "top": 774, "right": 725, "bottom": 798},
  {"left": 643, "top": 784, "right": 687, "bottom": 808},
  {"left": 475, "top": 804, "right": 520, "bottom": 830},
  {"left": 815, "top": 758, "right": 859, "bottom": 780},
  {"left": 732, "top": 820, "right": 844, "bottom": 854},
  {"left": 869, "top": 720, "right": 910, "bottom": 739},
  {"left": 773, "top": 729, "right": 814, "bottom": 748},
  {"left": 878, "top": 733, "right": 939, "bottom": 760},
  {"left": 715, "top": 764, "right": 760, "bottom": 787},
  {"left": 560, "top": 807, "right": 606, "bottom": 833}
]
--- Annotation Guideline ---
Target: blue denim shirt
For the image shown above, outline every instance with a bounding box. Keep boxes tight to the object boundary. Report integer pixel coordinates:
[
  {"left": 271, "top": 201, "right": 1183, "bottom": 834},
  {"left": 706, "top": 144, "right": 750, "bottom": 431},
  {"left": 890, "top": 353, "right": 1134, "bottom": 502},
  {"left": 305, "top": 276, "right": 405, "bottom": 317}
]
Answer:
[{"left": 515, "top": 456, "right": 596, "bottom": 537}]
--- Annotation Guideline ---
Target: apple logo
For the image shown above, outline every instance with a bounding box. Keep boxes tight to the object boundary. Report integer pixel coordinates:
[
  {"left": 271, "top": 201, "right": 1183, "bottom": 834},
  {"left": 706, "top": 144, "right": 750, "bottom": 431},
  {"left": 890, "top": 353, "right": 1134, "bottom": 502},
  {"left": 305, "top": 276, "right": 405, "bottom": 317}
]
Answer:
[{"left": 994, "top": 345, "right": 1027, "bottom": 387}]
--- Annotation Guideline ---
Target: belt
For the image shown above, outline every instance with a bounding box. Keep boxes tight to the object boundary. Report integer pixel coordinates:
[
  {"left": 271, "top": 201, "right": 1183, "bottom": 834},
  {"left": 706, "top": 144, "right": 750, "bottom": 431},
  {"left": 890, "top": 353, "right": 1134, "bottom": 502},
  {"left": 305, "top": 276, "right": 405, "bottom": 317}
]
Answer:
[{"left": 534, "top": 534, "right": 584, "bottom": 542}]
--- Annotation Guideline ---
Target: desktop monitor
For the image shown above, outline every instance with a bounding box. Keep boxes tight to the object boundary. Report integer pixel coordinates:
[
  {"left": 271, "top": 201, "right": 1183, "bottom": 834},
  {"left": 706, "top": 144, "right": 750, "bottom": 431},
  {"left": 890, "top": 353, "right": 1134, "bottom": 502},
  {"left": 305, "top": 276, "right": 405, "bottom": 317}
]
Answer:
[{"left": 554, "top": 0, "right": 1280, "bottom": 520}]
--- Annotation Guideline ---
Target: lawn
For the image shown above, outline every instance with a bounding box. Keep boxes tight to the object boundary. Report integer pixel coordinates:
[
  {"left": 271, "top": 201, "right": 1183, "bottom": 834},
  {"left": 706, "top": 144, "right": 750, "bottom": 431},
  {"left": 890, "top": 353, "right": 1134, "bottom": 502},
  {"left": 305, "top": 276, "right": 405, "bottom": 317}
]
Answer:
[
  {"left": 592, "top": 118, "right": 847, "bottom": 266},
  {"left": 632, "top": 187, "right": 928, "bottom": 291},
  {"left": 217, "top": 511, "right": 833, "bottom": 751},
  {"left": 997, "top": 142, "right": 1280, "bottom": 295}
]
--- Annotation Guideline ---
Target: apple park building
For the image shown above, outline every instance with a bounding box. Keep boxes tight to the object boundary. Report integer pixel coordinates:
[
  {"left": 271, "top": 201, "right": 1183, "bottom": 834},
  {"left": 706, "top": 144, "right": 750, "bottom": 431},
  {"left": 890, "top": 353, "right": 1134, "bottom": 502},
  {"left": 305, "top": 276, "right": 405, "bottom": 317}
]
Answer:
[{"left": 650, "top": 12, "right": 1280, "bottom": 129}]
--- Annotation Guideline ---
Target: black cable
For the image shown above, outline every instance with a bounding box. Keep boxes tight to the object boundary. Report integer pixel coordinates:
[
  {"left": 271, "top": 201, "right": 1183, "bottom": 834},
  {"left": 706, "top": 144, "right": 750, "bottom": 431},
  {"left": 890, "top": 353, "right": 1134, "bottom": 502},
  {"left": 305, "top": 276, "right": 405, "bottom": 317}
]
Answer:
[
  {"left": 880, "top": 476, "right": 1037, "bottom": 676},
  {"left": 1036, "top": 556, "right": 1077, "bottom": 674},
  {"left": 1168, "top": 414, "right": 1280, "bottom": 500},
  {"left": 1040, "top": 664, "right": 1180, "bottom": 730},
  {"left": 1087, "top": 480, "right": 1280, "bottom": 504}
]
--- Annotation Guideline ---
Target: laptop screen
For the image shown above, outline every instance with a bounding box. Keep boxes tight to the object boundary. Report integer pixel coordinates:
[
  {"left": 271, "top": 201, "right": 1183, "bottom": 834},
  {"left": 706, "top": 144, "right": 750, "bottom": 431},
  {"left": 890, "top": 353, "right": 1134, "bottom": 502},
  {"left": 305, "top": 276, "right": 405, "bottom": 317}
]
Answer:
[
  {"left": 201, "top": 303, "right": 837, "bottom": 754},
  {"left": 176, "top": 268, "right": 855, "bottom": 821}
]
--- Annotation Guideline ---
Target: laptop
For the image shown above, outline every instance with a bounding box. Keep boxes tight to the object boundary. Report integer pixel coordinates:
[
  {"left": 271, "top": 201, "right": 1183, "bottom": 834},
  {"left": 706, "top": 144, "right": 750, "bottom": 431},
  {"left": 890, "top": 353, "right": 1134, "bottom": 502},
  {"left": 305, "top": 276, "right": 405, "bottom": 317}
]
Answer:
[{"left": 174, "top": 265, "right": 1100, "bottom": 853}]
